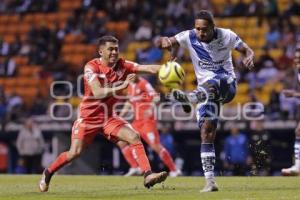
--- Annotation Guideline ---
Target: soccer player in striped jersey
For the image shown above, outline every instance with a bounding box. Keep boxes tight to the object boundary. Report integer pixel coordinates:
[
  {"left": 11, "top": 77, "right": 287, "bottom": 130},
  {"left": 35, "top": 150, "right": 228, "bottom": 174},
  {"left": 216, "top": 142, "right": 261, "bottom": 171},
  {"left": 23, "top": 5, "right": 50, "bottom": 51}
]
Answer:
[{"left": 157, "top": 10, "right": 254, "bottom": 192}]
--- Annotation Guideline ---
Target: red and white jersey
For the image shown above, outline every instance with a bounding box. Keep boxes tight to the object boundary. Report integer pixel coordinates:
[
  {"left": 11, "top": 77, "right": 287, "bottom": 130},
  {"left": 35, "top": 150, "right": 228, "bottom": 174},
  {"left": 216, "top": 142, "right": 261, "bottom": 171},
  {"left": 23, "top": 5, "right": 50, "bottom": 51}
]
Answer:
[
  {"left": 79, "top": 58, "right": 137, "bottom": 123},
  {"left": 128, "top": 77, "right": 158, "bottom": 121}
]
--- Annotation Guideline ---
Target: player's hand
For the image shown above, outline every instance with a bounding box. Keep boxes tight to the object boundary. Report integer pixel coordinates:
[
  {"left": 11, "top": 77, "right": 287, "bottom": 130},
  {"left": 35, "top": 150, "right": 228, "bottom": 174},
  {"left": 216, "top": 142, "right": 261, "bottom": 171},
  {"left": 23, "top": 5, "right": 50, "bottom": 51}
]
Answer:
[
  {"left": 170, "top": 56, "right": 177, "bottom": 62},
  {"left": 282, "top": 89, "right": 295, "bottom": 98},
  {"left": 156, "top": 37, "right": 172, "bottom": 51},
  {"left": 243, "top": 54, "right": 255, "bottom": 70},
  {"left": 122, "top": 74, "right": 136, "bottom": 89}
]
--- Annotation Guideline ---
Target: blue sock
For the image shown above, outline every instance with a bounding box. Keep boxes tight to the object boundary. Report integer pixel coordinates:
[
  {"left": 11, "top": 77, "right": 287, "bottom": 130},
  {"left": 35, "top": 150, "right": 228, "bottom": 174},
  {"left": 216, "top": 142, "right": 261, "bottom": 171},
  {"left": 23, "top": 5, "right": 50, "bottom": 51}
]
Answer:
[{"left": 201, "top": 143, "right": 215, "bottom": 180}]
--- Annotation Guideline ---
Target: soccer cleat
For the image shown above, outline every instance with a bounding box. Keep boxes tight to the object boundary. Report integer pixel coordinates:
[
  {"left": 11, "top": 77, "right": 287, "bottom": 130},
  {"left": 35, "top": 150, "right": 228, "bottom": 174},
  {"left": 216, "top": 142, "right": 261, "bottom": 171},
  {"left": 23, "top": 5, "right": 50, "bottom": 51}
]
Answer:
[
  {"left": 171, "top": 89, "right": 192, "bottom": 113},
  {"left": 169, "top": 169, "right": 182, "bottom": 177},
  {"left": 124, "top": 167, "right": 143, "bottom": 177},
  {"left": 281, "top": 165, "right": 300, "bottom": 176},
  {"left": 144, "top": 171, "right": 168, "bottom": 188},
  {"left": 200, "top": 180, "right": 219, "bottom": 193},
  {"left": 39, "top": 169, "right": 53, "bottom": 192}
]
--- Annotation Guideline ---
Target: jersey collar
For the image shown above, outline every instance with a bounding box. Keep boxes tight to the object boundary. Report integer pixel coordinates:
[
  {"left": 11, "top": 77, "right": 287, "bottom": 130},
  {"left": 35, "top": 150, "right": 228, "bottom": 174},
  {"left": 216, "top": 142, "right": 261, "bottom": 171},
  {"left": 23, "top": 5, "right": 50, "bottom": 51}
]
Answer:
[{"left": 99, "top": 58, "right": 118, "bottom": 70}]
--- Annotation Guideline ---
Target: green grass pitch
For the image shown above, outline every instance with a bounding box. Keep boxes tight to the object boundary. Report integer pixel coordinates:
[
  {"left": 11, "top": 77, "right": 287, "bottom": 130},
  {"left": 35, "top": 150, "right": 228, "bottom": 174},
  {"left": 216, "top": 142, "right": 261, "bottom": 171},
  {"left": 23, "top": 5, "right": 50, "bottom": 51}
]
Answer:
[{"left": 0, "top": 175, "right": 299, "bottom": 200}]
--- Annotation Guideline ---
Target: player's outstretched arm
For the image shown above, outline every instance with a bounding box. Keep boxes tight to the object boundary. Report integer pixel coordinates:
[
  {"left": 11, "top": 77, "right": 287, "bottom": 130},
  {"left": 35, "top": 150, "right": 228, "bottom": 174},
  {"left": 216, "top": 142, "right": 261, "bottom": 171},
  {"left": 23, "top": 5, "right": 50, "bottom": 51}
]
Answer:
[
  {"left": 236, "top": 42, "right": 255, "bottom": 70},
  {"left": 135, "top": 64, "right": 161, "bottom": 74},
  {"left": 89, "top": 74, "right": 136, "bottom": 99}
]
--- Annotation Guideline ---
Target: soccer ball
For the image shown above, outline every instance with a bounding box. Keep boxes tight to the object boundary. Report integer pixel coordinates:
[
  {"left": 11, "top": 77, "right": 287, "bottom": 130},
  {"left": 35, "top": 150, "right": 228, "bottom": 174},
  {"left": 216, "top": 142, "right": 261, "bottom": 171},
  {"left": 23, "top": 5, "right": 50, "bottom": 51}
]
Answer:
[{"left": 158, "top": 61, "right": 185, "bottom": 88}]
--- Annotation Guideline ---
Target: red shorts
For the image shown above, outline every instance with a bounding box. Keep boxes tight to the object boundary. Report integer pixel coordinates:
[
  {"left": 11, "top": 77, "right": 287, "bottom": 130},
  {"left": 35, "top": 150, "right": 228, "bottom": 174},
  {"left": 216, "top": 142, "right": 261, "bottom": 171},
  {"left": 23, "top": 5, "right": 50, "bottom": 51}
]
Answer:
[
  {"left": 131, "top": 120, "right": 160, "bottom": 145},
  {"left": 71, "top": 116, "right": 128, "bottom": 145}
]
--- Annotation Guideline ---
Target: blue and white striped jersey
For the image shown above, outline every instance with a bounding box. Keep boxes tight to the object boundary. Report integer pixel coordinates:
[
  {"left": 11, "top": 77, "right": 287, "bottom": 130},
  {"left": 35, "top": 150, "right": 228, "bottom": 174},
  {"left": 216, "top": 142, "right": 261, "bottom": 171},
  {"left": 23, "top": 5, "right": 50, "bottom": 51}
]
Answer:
[{"left": 175, "top": 28, "right": 243, "bottom": 88}]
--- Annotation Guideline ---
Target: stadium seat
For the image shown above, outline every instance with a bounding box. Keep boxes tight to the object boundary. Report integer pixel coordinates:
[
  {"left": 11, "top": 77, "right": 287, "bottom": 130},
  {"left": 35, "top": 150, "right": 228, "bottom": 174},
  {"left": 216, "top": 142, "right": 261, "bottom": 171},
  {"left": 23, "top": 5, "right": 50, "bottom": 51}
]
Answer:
[
  {"left": 63, "top": 34, "right": 84, "bottom": 44},
  {"left": 127, "top": 42, "right": 150, "bottom": 52},
  {"left": 59, "top": 0, "right": 82, "bottom": 11},
  {"left": 3, "top": 78, "right": 18, "bottom": 88},
  {"left": 0, "top": 15, "right": 9, "bottom": 24},
  {"left": 14, "top": 56, "right": 28, "bottom": 66},
  {"left": 17, "top": 65, "right": 41, "bottom": 77},
  {"left": 61, "top": 44, "right": 75, "bottom": 55},
  {"left": 237, "top": 83, "right": 249, "bottom": 94},
  {"left": 16, "top": 78, "right": 39, "bottom": 87},
  {"left": 269, "top": 49, "right": 283, "bottom": 59}
]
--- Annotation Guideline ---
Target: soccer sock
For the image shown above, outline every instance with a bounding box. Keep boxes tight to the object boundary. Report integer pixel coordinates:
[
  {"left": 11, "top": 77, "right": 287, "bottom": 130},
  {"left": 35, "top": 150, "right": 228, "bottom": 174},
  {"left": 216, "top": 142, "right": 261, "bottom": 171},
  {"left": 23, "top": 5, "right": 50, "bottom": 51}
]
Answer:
[
  {"left": 121, "top": 145, "right": 139, "bottom": 168},
  {"left": 47, "top": 152, "right": 69, "bottom": 174},
  {"left": 159, "top": 147, "right": 176, "bottom": 171},
  {"left": 130, "top": 143, "right": 151, "bottom": 173},
  {"left": 201, "top": 143, "right": 216, "bottom": 181},
  {"left": 295, "top": 139, "right": 300, "bottom": 169}
]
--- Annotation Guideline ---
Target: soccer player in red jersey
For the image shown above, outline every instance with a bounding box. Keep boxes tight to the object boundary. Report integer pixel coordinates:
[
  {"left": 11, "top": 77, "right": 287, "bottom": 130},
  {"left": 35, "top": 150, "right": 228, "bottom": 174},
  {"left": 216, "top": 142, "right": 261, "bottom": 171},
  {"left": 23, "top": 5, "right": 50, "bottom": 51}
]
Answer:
[
  {"left": 39, "top": 36, "right": 168, "bottom": 192},
  {"left": 117, "top": 77, "right": 182, "bottom": 177}
]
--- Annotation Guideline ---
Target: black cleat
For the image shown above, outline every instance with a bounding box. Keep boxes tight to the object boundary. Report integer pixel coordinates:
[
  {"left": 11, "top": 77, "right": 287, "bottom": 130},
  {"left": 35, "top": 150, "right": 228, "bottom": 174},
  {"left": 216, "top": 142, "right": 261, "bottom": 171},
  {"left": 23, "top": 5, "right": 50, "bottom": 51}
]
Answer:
[{"left": 171, "top": 89, "right": 192, "bottom": 113}]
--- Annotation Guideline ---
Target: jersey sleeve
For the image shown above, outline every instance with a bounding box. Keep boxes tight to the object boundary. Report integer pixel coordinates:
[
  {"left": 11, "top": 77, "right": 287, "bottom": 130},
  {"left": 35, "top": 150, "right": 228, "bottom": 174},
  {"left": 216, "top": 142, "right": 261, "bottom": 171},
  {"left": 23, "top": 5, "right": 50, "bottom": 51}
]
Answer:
[
  {"left": 84, "top": 64, "right": 99, "bottom": 83},
  {"left": 124, "top": 59, "right": 138, "bottom": 73},
  {"left": 228, "top": 29, "right": 244, "bottom": 50},
  {"left": 174, "top": 30, "right": 190, "bottom": 48}
]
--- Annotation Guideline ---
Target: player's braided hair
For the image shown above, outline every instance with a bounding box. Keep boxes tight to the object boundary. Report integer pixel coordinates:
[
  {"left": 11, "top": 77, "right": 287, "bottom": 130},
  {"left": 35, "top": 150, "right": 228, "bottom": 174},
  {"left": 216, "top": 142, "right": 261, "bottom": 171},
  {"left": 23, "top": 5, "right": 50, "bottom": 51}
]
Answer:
[
  {"left": 97, "top": 35, "right": 118, "bottom": 47},
  {"left": 195, "top": 10, "right": 214, "bottom": 26}
]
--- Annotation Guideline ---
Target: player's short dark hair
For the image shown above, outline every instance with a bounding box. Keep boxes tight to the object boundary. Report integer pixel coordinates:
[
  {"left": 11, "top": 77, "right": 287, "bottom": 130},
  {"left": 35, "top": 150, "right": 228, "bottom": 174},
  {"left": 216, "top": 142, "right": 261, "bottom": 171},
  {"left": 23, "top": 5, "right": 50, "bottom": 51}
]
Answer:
[
  {"left": 97, "top": 35, "right": 118, "bottom": 47},
  {"left": 195, "top": 10, "right": 214, "bottom": 26}
]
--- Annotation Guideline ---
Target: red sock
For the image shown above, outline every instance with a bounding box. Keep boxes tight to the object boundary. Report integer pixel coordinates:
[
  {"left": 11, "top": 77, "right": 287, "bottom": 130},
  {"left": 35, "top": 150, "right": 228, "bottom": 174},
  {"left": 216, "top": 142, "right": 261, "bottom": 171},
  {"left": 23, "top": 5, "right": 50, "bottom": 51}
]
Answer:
[
  {"left": 121, "top": 146, "right": 139, "bottom": 168},
  {"left": 130, "top": 143, "right": 151, "bottom": 173},
  {"left": 48, "top": 152, "right": 69, "bottom": 173},
  {"left": 159, "top": 148, "right": 176, "bottom": 171}
]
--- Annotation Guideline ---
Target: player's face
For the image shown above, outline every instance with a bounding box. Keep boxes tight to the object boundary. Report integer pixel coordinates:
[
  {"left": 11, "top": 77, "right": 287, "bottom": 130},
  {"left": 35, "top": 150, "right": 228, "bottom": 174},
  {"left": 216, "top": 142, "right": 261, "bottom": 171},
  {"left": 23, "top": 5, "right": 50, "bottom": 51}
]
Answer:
[
  {"left": 194, "top": 19, "right": 214, "bottom": 42},
  {"left": 99, "top": 42, "right": 119, "bottom": 65}
]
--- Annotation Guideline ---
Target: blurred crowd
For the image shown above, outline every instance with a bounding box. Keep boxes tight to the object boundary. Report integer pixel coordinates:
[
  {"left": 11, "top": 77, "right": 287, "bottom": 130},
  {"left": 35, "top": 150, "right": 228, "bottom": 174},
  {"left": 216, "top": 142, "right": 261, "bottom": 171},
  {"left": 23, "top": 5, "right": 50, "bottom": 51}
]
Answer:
[{"left": 0, "top": 1, "right": 300, "bottom": 125}]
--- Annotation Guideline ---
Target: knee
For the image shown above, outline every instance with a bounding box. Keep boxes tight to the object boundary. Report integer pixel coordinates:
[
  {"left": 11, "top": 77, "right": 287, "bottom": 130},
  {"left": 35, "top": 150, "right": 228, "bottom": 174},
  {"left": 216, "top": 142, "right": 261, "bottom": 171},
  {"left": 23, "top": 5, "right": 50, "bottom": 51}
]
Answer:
[
  {"left": 151, "top": 144, "right": 162, "bottom": 153},
  {"left": 202, "top": 81, "right": 220, "bottom": 102},
  {"left": 68, "top": 148, "right": 82, "bottom": 160},
  {"left": 117, "top": 141, "right": 128, "bottom": 149},
  {"left": 201, "top": 121, "right": 216, "bottom": 142},
  {"left": 128, "top": 131, "right": 141, "bottom": 144}
]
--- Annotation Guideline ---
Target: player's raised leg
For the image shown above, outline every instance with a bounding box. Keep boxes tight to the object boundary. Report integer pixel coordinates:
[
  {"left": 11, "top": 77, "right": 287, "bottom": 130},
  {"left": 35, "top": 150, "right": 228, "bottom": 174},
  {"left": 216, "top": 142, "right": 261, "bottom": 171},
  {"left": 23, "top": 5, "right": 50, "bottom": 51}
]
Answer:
[
  {"left": 282, "top": 123, "right": 300, "bottom": 176},
  {"left": 117, "top": 141, "right": 142, "bottom": 176},
  {"left": 116, "top": 124, "right": 168, "bottom": 188},
  {"left": 171, "top": 86, "right": 209, "bottom": 113}
]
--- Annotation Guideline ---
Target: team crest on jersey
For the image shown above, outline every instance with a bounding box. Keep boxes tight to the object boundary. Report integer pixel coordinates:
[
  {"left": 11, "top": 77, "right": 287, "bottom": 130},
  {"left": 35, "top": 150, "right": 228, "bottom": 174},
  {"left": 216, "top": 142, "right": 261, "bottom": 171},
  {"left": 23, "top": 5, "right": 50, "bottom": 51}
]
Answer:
[
  {"left": 116, "top": 69, "right": 125, "bottom": 77},
  {"left": 135, "top": 88, "right": 141, "bottom": 94}
]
